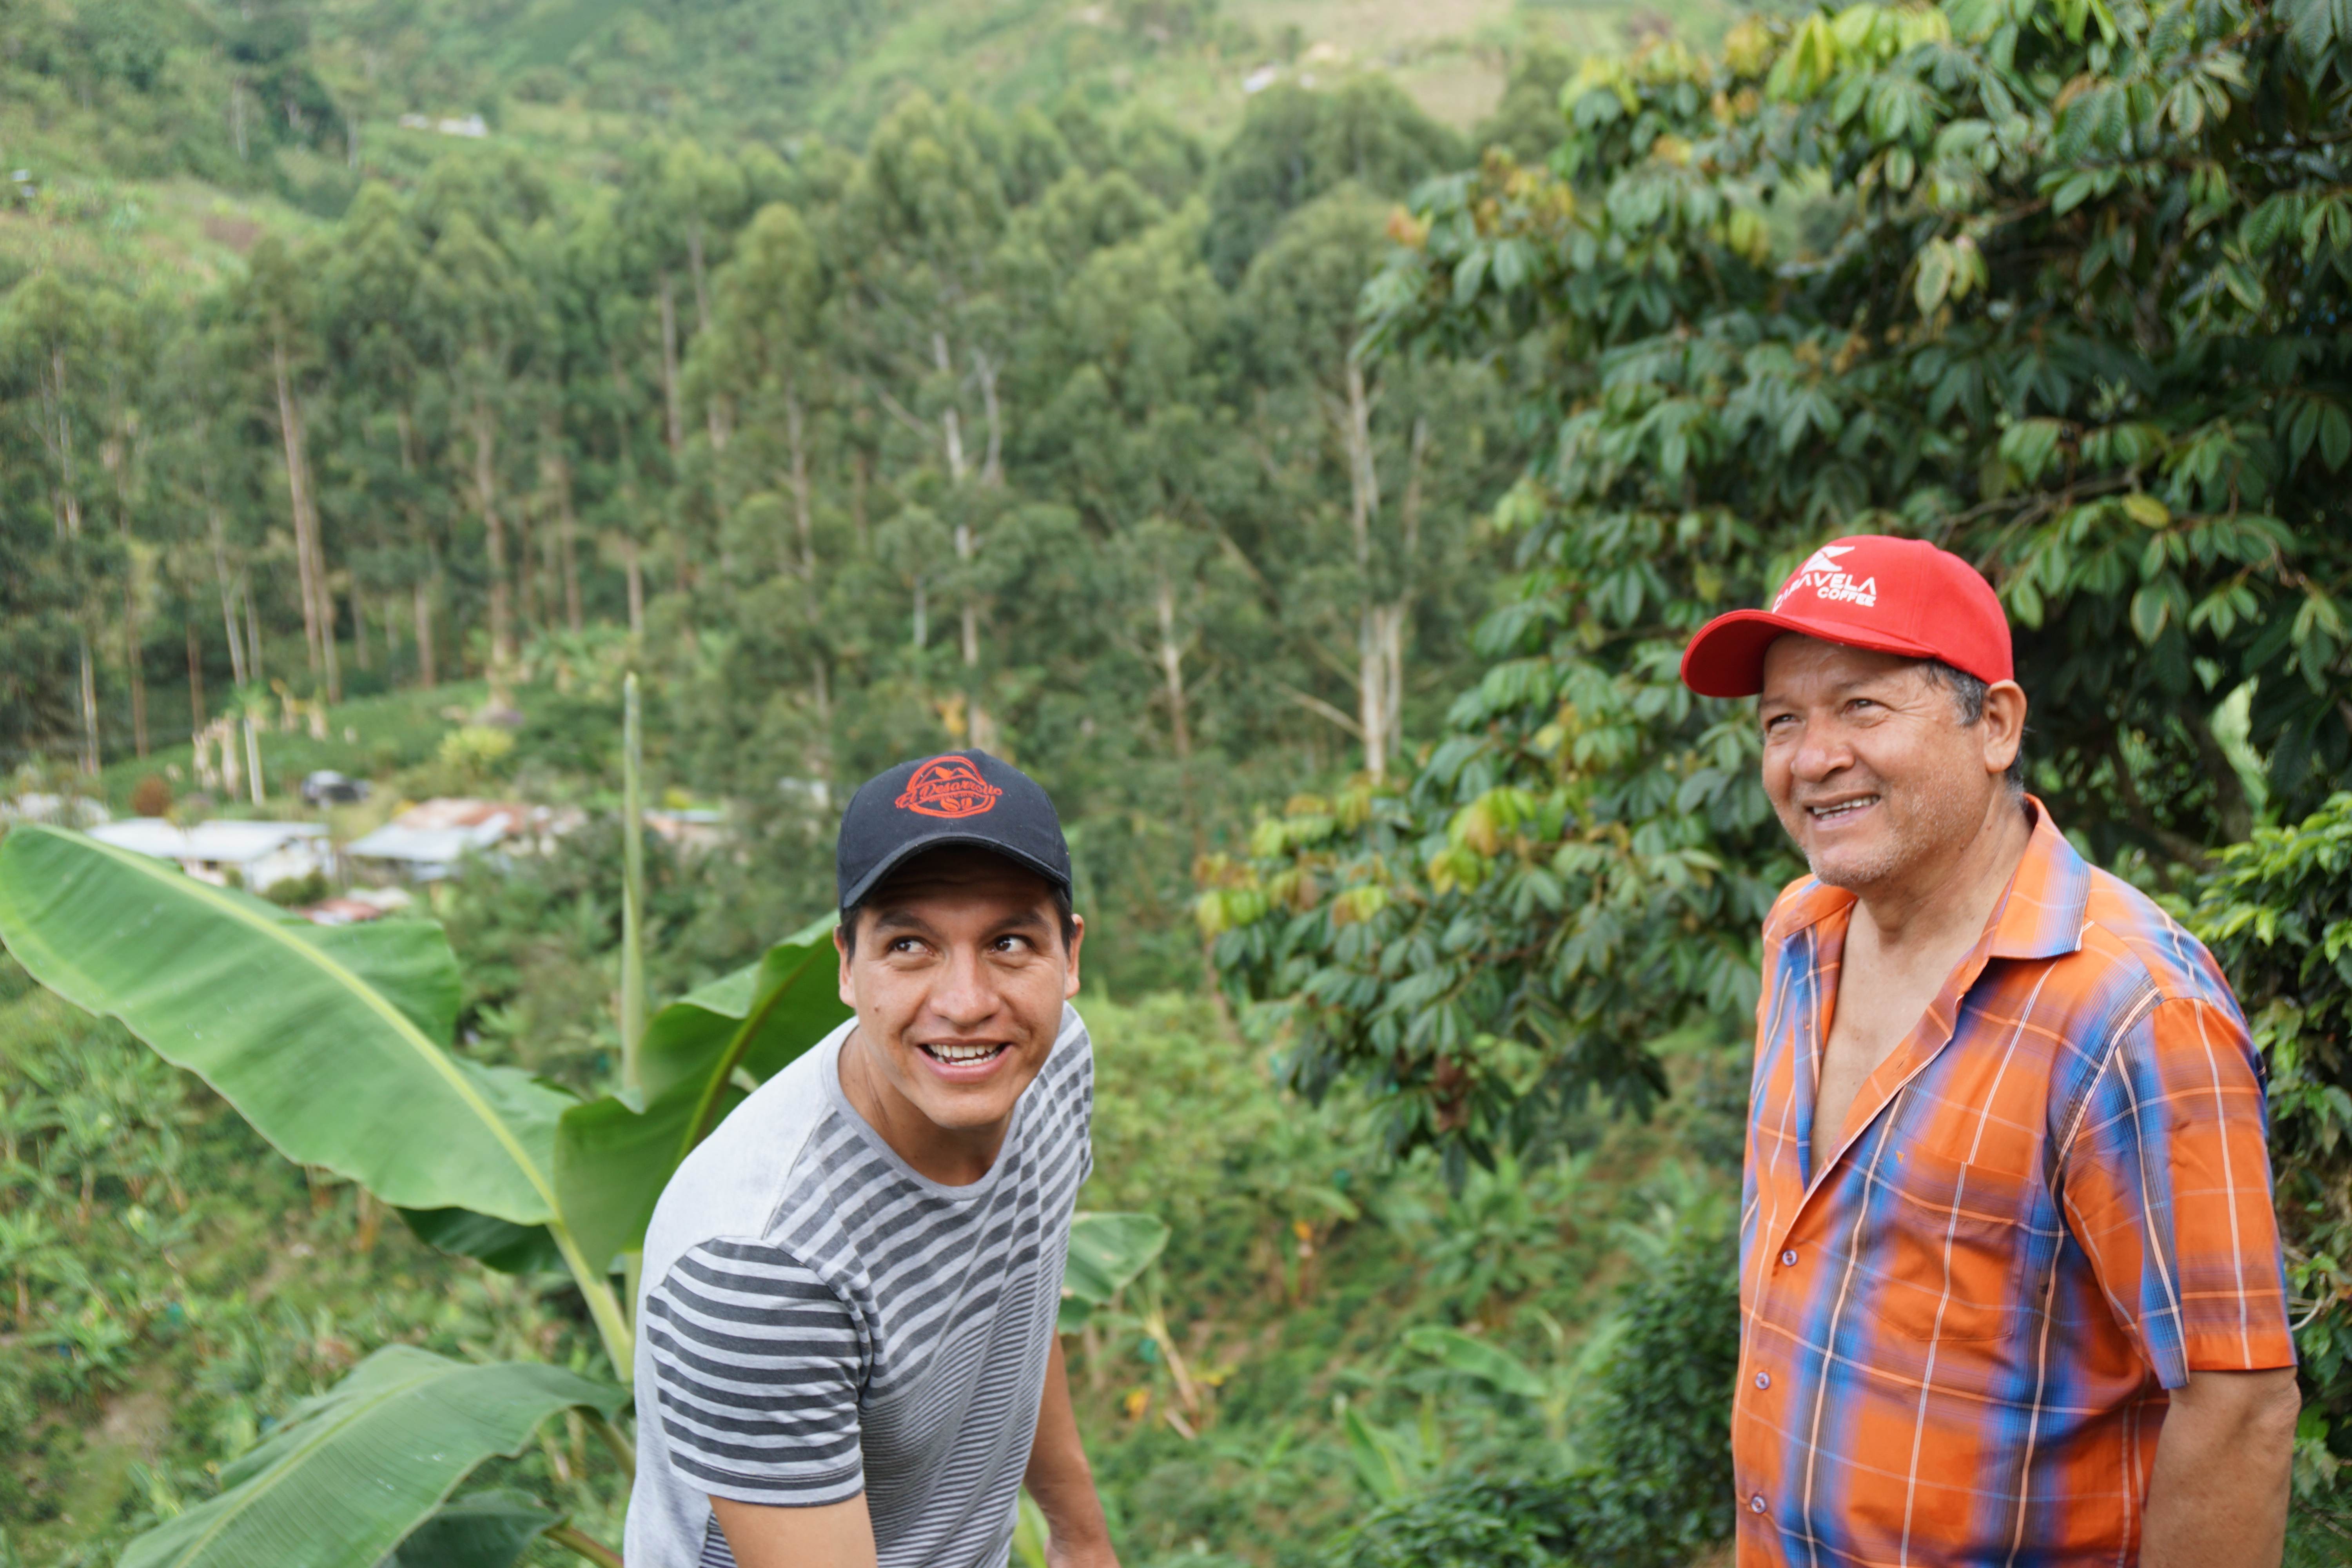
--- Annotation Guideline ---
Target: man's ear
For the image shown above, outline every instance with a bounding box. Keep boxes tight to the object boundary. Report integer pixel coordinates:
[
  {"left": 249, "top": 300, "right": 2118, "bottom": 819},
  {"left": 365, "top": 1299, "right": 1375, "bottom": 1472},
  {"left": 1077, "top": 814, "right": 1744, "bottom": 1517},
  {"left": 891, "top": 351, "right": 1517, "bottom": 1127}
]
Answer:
[
  {"left": 1062, "top": 912, "right": 1085, "bottom": 1001},
  {"left": 1982, "top": 681, "right": 2028, "bottom": 776},
  {"left": 835, "top": 922, "right": 855, "bottom": 1009}
]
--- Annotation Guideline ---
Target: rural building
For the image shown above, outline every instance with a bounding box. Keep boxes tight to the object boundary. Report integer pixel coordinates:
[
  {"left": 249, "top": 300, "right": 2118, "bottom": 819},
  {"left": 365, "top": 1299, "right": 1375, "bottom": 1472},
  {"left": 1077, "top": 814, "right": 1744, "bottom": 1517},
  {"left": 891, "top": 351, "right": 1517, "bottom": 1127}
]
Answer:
[{"left": 85, "top": 819, "right": 332, "bottom": 892}]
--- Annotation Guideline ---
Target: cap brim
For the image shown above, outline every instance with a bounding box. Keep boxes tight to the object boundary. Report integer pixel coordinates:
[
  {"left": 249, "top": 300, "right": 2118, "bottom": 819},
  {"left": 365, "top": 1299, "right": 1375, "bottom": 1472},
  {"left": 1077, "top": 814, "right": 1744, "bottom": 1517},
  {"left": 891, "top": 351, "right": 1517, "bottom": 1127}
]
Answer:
[
  {"left": 1679, "top": 610, "right": 1945, "bottom": 699},
  {"left": 837, "top": 829, "right": 1073, "bottom": 913}
]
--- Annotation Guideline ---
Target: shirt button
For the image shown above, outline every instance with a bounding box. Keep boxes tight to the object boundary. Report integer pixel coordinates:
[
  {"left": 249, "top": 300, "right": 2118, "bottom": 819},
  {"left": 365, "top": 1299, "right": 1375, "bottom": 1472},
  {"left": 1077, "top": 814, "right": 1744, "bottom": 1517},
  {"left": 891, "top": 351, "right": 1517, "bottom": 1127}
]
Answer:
[
  {"left": 1754, "top": 1372, "right": 1771, "bottom": 1390},
  {"left": 1780, "top": 1249, "right": 1798, "bottom": 1267},
  {"left": 1749, "top": 1494, "right": 1768, "bottom": 1514}
]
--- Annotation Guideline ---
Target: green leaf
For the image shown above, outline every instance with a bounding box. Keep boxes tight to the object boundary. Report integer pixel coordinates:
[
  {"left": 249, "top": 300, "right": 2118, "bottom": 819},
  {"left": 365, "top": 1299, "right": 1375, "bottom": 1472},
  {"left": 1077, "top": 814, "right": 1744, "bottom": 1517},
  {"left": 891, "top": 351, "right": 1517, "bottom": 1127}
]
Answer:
[
  {"left": 1343, "top": 1405, "right": 1410, "bottom": 1501},
  {"left": 1060, "top": 1212, "right": 1171, "bottom": 1320},
  {"left": 383, "top": 1490, "right": 556, "bottom": 1568},
  {"left": 1401, "top": 1325, "right": 1546, "bottom": 1399},
  {"left": 0, "top": 826, "right": 567, "bottom": 1228},
  {"left": 554, "top": 916, "right": 848, "bottom": 1271},
  {"left": 1056, "top": 1212, "right": 1170, "bottom": 1331},
  {"left": 120, "top": 1347, "right": 621, "bottom": 1568},
  {"left": 396, "top": 1209, "right": 563, "bottom": 1276},
  {"left": 1914, "top": 238, "right": 1956, "bottom": 315},
  {"left": 1998, "top": 417, "right": 2066, "bottom": 484}
]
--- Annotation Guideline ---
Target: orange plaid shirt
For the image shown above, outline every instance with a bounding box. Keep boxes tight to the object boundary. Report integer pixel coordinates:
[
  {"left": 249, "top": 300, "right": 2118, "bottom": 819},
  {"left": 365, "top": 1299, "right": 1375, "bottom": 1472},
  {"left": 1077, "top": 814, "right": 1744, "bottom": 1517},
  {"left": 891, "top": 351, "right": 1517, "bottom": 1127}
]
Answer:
[{"left": 1733, "top": 800, "right": 2294, "bottom": 1566}]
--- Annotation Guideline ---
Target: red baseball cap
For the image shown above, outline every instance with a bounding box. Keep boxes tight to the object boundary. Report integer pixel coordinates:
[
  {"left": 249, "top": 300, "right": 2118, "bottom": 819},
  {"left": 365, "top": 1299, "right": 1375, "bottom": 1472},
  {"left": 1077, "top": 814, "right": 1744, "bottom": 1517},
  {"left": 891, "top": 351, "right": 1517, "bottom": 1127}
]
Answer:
[{"left": 1679, "top": 535, "right": 2012, "bottom": 698}]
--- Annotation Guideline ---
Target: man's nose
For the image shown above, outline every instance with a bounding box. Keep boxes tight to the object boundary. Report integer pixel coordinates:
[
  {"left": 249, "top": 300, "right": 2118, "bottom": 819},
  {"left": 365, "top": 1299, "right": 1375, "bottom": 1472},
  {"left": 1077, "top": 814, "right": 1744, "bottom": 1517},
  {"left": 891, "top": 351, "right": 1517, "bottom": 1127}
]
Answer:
[
  {"left": 1791, "top": 717, "right": 1852, "bottom": 781},
  {"left": 929, "top": 947, "right": 996, "bottom": 1025}
]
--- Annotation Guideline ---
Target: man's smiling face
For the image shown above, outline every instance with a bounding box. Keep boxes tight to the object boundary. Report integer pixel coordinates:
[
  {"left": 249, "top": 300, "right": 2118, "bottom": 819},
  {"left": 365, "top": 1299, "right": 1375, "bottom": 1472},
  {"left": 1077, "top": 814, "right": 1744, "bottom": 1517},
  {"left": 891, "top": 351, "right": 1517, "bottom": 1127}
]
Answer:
[
  {"left": 1757, "top": 636, "right": 2014, "bottom": 895},
  {"left": 834, "top": 846, "right": 1082, "bottom": 1165}
]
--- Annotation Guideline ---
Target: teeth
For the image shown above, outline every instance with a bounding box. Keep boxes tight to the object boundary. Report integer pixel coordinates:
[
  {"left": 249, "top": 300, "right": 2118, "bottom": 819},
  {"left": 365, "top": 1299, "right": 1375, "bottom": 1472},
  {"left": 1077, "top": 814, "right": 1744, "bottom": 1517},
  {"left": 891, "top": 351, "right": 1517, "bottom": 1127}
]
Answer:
[
  {"left": 926, "top": 1042, "right": 1002, "bottom": 1065},
  {"left": 1809, "top": 796, "right": 1879, "bottom": 819}
]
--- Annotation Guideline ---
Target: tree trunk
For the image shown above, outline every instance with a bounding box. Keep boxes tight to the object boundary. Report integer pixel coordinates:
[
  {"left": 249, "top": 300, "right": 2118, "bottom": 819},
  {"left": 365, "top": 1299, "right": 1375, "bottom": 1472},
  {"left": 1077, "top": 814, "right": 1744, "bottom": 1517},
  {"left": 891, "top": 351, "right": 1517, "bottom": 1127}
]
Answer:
[
  {"left": 1338, "top": 357, "right": 1387, "bottom": 782},
  {"left": 659, "top": 272, "right": 684, "bottom": 458},
  {"left": 786, "top": 391, "right": 815, "bottom": 578},
  {"left": 413, "top": 578, "right": 437, "bottom": 689},
  {"left": 558, "top": 459, "right": 583, "bottom": 633},
  {"left": 78, "top": 630, "right": 100, "bottom": 775},
  {"left": 624, "top": 536, "right": 645, "bottom": 638},
  {"left": 517, "top": 488, "right": 540, "bottom": 641},
  {"left": 974, "top": 349, "right": 1003, "bottom": 487},
  {"left": 241, "top": 575, "right": 264, "bottom": 686},
  {"left": 1156, "top": 570, "right": 1200, "bottom": 850},
  {"left": 351, "top": 581, "right": 370, "bottom": 671},
  {"left": 851, "top": 446, "right": 870, "bottom": 553},
  {"left": 270, "top": 334, "right": 325, "bottom": 678},
  {"left": 687, "top": 220, "right": 711, "bottom": 334},
  {"left": 186, "top": 616, "right": 206, "bottom": 734},
  {"left": 206, "top": 483, "right": 247, "bottom": 689},
  {"left": 126, "top": 579, "right": 147, "bottom": 758},
  {"left": 472, "top": 395, "right": 513, "bottom": 671}
]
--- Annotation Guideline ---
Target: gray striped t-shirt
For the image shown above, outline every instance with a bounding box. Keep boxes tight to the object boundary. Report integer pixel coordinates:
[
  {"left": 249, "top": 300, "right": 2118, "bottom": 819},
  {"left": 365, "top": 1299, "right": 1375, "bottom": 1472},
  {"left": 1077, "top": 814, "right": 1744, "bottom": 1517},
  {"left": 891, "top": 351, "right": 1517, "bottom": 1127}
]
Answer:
[{"left": 623, "top": 1008, "right": 1094, "bottom": 1568}]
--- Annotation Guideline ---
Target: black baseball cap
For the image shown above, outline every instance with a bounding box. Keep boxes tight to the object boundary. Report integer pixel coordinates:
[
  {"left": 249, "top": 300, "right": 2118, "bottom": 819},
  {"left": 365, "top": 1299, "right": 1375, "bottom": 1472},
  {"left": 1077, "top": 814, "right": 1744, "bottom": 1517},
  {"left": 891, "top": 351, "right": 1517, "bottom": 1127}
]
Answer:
[{"left": 836, "top": 750, "right": 1073, "bottom": 911}]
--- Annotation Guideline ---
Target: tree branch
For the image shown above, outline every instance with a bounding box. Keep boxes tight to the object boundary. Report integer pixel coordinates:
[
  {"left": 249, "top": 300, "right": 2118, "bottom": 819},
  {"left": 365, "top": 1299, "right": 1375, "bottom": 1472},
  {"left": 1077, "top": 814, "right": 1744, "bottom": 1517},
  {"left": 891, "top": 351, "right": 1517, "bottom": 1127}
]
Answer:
[{"left": 1277, "top": 681, "right": 1367, "bottom": 739}]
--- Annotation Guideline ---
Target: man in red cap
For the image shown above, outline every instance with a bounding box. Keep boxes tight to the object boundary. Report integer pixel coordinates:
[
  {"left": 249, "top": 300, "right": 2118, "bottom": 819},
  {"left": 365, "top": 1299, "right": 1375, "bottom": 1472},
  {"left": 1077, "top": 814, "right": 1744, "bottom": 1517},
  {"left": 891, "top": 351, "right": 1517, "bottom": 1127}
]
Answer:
[{"left": 1682, "top": 535, "right": 2299, "bottom": 1566}]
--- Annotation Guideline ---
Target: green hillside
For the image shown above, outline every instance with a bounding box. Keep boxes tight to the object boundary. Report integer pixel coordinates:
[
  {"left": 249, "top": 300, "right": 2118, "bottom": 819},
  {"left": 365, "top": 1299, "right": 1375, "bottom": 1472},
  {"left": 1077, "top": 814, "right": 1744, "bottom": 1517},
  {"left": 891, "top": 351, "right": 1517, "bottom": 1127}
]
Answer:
[{"left": 0, "top": 0, "right": 1760, "bottom": 287}]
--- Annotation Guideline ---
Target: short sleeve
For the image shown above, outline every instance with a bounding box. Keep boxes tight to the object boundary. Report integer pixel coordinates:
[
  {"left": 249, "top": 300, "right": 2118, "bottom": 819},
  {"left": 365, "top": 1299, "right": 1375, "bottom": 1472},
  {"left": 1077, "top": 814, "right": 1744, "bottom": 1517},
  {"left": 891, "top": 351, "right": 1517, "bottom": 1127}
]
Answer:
[
  {"left": 642, "top": 1238, "right": 867, "bottom": 1506},
  {"left": 2062, "top": 997, "right": 2297, "bottom": 1388}
]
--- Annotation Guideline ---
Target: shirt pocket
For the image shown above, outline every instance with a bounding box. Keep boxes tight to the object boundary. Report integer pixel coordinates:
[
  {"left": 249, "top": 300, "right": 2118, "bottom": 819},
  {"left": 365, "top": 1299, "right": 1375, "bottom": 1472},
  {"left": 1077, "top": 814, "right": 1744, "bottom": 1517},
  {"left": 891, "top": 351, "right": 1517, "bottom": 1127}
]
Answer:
[{"left": 1870, "top": 1141, "right": 2035, "bottom": 1342}]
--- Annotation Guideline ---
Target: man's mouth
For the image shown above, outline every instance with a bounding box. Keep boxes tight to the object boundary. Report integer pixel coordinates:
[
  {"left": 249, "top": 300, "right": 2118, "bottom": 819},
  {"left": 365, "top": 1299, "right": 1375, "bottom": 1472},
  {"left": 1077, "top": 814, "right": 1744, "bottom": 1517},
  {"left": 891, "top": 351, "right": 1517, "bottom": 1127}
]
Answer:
[
  {"left": 920, "top": 1041, "right": 1009, "bottom": 1066},
  {"left": 1804, "top": 794, "right": 1881, "bottom": 823}
]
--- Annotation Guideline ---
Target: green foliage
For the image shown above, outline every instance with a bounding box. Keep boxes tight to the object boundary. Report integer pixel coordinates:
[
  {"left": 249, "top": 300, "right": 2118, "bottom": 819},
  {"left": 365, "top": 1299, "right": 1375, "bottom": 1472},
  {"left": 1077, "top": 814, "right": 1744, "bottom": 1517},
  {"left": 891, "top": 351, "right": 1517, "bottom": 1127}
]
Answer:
[
  {"left": 1334, "top": 1212, "right": 1739, "bottom": 1568},
  {"left": 1214, "top": 0, "right": 2352, "bottom": 1165},
  {"left": 2189, "top": 793, "right": 2352, "bottom": 1497},
  {"left": 116, "top": 1346, "right": 622, "bottom": 1568}
]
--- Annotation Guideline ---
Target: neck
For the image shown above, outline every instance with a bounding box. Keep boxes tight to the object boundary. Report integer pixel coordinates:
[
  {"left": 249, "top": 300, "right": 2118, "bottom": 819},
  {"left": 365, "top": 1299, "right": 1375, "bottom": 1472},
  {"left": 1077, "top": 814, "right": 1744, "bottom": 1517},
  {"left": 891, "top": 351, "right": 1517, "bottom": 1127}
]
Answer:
[
  {"left": 837, "top": 1027, "right": 1010, "bottom": 1186},
  {"left": 1851, "top": 792, "right": 2034, "bottom": 955}
]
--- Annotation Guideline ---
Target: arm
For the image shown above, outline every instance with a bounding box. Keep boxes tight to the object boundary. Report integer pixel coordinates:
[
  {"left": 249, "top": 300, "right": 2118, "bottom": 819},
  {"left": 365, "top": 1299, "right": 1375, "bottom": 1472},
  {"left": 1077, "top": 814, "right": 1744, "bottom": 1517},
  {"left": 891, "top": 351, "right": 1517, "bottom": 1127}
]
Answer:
[
  {"left": 712, "top": 1494, "right": 877, "bottom": 1568},
  {"left": 2141, "top": 1366, "right": 2299, "bottom": 1568},
  {"left": 1025, "top": 1335, "right": 1120, "bottom": 1568}
]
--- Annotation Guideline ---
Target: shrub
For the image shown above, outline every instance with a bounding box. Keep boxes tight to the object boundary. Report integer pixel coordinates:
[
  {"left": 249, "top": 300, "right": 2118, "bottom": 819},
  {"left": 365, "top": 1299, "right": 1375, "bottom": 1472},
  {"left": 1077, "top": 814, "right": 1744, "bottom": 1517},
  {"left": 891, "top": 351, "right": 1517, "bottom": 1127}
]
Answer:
[
  {"left": 2189, "top": 793, "right": 2352, "bottom": 1502},
  {"left": 1331, "top": 1214, "right": 1739, "bottom": 1568},
  {"left": 128, "top": 776, "right": 171, "bottom": 817},
  {"left": 259, "top": 870, "right": 330, "bottom": 907}
]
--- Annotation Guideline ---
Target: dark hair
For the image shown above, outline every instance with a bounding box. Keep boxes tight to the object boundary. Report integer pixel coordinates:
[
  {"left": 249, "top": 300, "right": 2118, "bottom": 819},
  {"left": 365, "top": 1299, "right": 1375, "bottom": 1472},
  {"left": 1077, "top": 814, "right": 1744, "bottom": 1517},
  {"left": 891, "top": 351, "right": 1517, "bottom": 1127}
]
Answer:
[
  {"left": 1918, "top": 659, "right": 2026, "bottom": 791},
  {"left": 837, "top": 865, "right": 1078, "bottom": 960}
]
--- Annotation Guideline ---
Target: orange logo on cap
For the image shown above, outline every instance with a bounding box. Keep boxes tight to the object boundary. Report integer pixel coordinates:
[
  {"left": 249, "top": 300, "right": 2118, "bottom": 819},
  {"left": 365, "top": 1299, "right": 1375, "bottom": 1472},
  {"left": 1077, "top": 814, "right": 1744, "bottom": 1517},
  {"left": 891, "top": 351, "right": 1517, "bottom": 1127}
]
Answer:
[{"left": 895, "top": 756, "right": 1003, "bottom": 819}]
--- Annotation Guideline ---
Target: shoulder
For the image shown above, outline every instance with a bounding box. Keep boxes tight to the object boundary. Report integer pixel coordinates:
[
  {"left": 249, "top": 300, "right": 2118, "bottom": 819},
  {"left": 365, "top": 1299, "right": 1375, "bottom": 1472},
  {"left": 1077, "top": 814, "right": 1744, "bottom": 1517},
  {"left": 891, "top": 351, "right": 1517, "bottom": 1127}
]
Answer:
[
  {"left": 641, "top": 1029, "right": 844, "bottom": 1292},
  {"left": 1038, "top": 1003, "right": 1094, "bottom": 1094},
  {"left": 2072, "top": 866, "right": 2245, "bottom": 1021}
]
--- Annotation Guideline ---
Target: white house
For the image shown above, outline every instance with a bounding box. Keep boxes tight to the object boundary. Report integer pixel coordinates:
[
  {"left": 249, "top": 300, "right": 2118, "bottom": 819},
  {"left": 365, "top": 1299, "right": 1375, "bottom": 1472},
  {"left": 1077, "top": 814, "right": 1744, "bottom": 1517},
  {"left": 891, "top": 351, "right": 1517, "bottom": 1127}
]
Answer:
[{"left": 86, "top": 819, "right": 332, "bottom": 892}]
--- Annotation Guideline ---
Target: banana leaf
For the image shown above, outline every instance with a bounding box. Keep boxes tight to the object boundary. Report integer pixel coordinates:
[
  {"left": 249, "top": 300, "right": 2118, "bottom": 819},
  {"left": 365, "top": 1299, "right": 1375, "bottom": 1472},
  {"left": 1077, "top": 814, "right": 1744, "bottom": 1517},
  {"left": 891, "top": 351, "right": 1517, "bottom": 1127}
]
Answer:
[
  {"left": 396, "top": 1208, "right": 563, "bottom": 1276},
  {"left": 379, "top": 1490, "right": 554, "bottom": 1568},
  {"left": 555, "top": 915, "right": 848, "bottom": 1270},
  {"left": 1401, "top": 1325, "right": 1546, "bottom": 1400},
  {"left": 120, "top": 1346, "right": 622, "bottom": 1568},
  {"left": 0, "top": 826, "right": 569, "bottom": 1227},
  {"left": 1057, "top": 1211, "right": 1170, "bottom": 1332},
  {"left": 0, "top": 827, "right": 633, "bottom": 1367}
]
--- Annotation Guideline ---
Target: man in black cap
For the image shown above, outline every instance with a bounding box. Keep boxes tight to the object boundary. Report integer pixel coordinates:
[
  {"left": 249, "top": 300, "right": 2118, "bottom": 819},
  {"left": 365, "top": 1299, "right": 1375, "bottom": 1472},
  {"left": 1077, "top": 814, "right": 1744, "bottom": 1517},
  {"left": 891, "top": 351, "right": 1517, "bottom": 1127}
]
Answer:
[{"left": 625, "top": 751, "right": 1119, "bottom": 1568}]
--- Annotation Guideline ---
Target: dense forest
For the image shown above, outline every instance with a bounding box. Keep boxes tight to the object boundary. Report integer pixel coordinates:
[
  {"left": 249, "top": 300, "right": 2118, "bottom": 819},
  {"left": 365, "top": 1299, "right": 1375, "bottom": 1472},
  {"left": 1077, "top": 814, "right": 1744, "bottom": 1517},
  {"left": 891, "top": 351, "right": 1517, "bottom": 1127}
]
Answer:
[{"left": 3, "top": 0, "right": 2352, "bottom": 1564}]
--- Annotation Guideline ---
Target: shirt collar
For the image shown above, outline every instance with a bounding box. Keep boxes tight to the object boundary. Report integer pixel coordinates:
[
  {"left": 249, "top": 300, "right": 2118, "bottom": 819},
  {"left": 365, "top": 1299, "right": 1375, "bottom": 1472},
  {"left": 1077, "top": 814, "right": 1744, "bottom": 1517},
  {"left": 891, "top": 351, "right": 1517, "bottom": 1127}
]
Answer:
[
  {"left": 1760, "top": 795, "right": 2087, "bottom": 961},
  {"left": 1984, "top": 796, "right": 2089, "bottom": 960}
]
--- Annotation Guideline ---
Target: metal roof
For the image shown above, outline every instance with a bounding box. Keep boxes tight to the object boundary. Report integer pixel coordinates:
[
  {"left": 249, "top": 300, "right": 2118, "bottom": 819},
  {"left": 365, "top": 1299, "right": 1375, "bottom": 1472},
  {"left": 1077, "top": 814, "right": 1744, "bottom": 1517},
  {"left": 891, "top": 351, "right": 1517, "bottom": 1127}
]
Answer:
[
  {"left": 343, "top": 820, "right": 508, "bottom": 866},
  {"left": 87, "top": 819, "right": 329, "bottom": 865}
]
